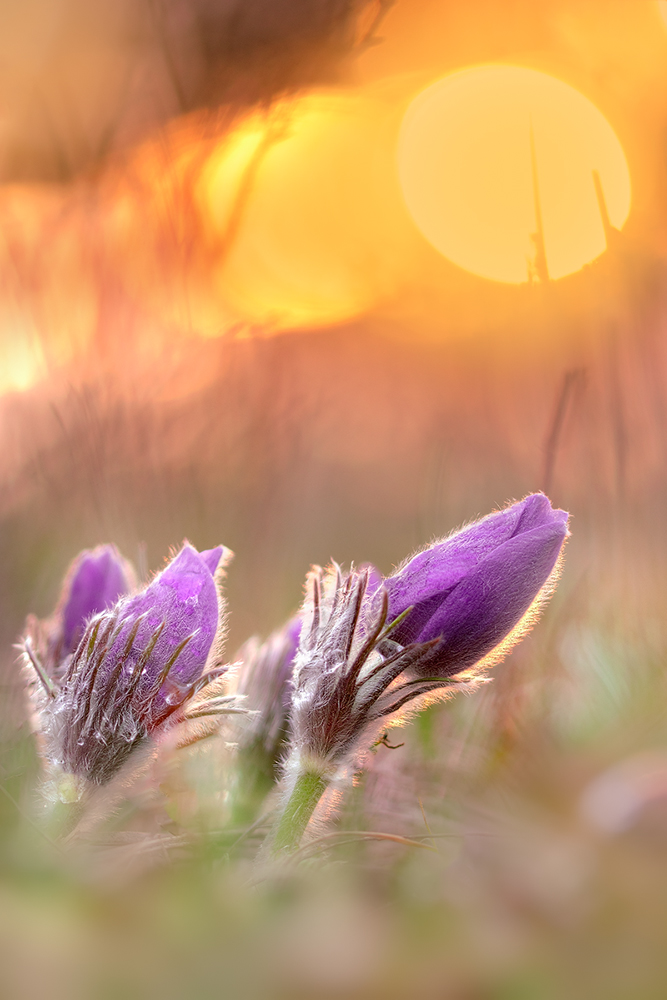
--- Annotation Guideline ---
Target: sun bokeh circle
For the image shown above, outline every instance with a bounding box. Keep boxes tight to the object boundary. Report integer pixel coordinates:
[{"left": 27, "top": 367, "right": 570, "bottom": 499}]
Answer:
[
  {"left": 198, "top": 92, "right": 409, "bottom": 330},
  {"left": 397, "top": 66, "right": 631, "bottom": 283}
]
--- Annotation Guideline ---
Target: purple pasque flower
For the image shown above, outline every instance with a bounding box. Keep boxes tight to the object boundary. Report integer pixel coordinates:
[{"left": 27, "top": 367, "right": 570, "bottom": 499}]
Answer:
[
  {"left": 285, "top": 495, "right": 568, "bottom": 781},
  {"left": 382, "top": 493, "right": 569, "bottom": 680},
  {"left": 236, "top": 615, "right": 301, "bottom": 761},
  {"left": 230, "top": 616, "right": 302, "bottom": 825},
  {"left": 28, "top": 543, "right": 232, "bottom": 787},
  {"left": 24, "top": 545, "right": 135, "bottom": 687},
  {"left": 59, "top": 546, "right": 135, "bottom": 658}
]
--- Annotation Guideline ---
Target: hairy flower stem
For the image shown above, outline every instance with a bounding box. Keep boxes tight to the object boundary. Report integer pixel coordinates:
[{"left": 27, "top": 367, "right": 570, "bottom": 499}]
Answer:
[{"left": 270, "top": 770, "right": 328, "bottom": 855}]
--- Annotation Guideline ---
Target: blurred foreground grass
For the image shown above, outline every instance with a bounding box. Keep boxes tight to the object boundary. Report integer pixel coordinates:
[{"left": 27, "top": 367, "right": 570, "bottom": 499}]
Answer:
[{"left": 2, "top": 309, "right": 667, "bottom": 998}]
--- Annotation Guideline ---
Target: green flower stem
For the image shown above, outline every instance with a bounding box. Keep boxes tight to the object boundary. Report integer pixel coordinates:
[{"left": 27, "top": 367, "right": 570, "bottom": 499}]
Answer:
[
  {"left": 270, "top": 769, "right": 328, "bottom": 855},
  {"left": 41, "top": 771, "right": 88, "bottom": 841},
  {"left": 45, "top": 798, "right": 84, "bottom": 841}
]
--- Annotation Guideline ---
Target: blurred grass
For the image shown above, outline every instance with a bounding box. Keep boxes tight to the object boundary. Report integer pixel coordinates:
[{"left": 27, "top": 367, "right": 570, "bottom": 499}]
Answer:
[{"left": 2, "top": 264, "right": 667, "bottom": 997}]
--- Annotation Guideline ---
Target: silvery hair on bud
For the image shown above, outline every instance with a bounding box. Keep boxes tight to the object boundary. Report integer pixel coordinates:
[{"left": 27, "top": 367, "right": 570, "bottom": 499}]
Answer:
[{"left": 284, "top": 564, "right": 445, "bottom": 785}]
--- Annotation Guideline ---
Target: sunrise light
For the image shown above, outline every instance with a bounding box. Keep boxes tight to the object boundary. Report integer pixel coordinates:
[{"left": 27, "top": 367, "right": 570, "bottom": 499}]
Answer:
[
  {"left": 397, "top": 66, "right": 632, "bottom": 284},
  {"left": 198, "top": 93, "right": 409, "bottom": 330},
  {"left": 0, "top": 321, "right": 45, "bottom": 395}
]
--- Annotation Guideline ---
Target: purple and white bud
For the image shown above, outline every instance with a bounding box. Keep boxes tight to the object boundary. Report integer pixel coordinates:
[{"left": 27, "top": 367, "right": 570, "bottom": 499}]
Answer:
[
  {"left": 228, "top": 616, "right": 302, "bottom": 825},
  {"left": 25, "top": 544, "right": 135, "bottom": 688},
  {"left": 286, "top": 565, "right": 435, "bottom": 783},
  {"left": 271, "top": 497, "right": 569, "bottom": 853},
  {"left": 22, "top": 543, "right": 233, "bottom": 795},
  {"left": 236, "top": 615, "right": 301, "bottom": 762}
]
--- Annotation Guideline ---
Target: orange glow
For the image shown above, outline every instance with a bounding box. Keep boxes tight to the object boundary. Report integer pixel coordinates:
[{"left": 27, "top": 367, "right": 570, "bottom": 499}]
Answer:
[
  {"left": 0, "top": 0, "right": 664, "bottom": 398},
  {"left": 198, "top": 93, "right": 412, "bottom": 330},
  {"left": 0, "top": 322, "right": 46, "bottom": 395},
  {"left": 0, "top": 185, "right": 97, "bottom": 394},
  {"left": 101, "top": 119, "right": 236, "bottom": 342},
  {"left": 397, "top": 66, "right": 631, "bottom": 283}
]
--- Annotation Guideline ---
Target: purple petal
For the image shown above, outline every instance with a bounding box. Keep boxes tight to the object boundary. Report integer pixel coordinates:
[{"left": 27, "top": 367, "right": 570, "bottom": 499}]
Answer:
[
  {"left": 61, "top": 545, "right": 133, "bottom": 654},
  {"left": 103, "top": 544, "right": 221, "bottom": 720},
  {"left": 283, "top": 615, "right": 302, "bottom": 657},
  {"left": 199, "top": 545, "right": 232, "bottom": 577},
  {"left": 385, "top": 494, "right": 567, "bottom": 644},
  {"left": 53, "top": 542, "right": 228, "bottom": 783},
  {"left": 359, "top": 563, "right": 383, "bottom": 599},
  {"left": 238, "top": 614, "right": 302, "bottom": 738},
  {"left": 406, "top": 522, "right": 567, "bottom": 677}
]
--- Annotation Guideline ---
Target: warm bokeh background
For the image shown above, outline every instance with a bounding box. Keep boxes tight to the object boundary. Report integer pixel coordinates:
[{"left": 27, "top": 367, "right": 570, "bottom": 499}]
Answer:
[{"left": 2, "top": 2, "right": 667, "bottom": 997}]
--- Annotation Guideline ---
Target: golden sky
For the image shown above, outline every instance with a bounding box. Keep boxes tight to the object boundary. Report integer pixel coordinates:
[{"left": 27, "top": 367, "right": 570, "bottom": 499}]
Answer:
[{"left": 1, "top": 0, "right": 667, "bottom": 393}]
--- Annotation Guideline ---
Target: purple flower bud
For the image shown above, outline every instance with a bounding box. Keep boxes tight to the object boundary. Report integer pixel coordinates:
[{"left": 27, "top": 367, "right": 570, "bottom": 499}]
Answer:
[
  {"left": 46, "top": 545, "right": 136, "bottom": 674},
  {"left": 284, "top": 496, "right": 568, "bottom": 782},
  {"left": 236, "top": 615, "right": 301, "bottom": 759},
  {"left": 231, "top": 616, "right": 302, "bottom": 824},
  {"left": 273, "top": 500, "right": 568, "bottom": 851},
  {"left": 383, "top": 494, "right": 569, "bottom": 678},
  {"left": 31, "top": 543, "right": 231, "bottom": 787}
]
